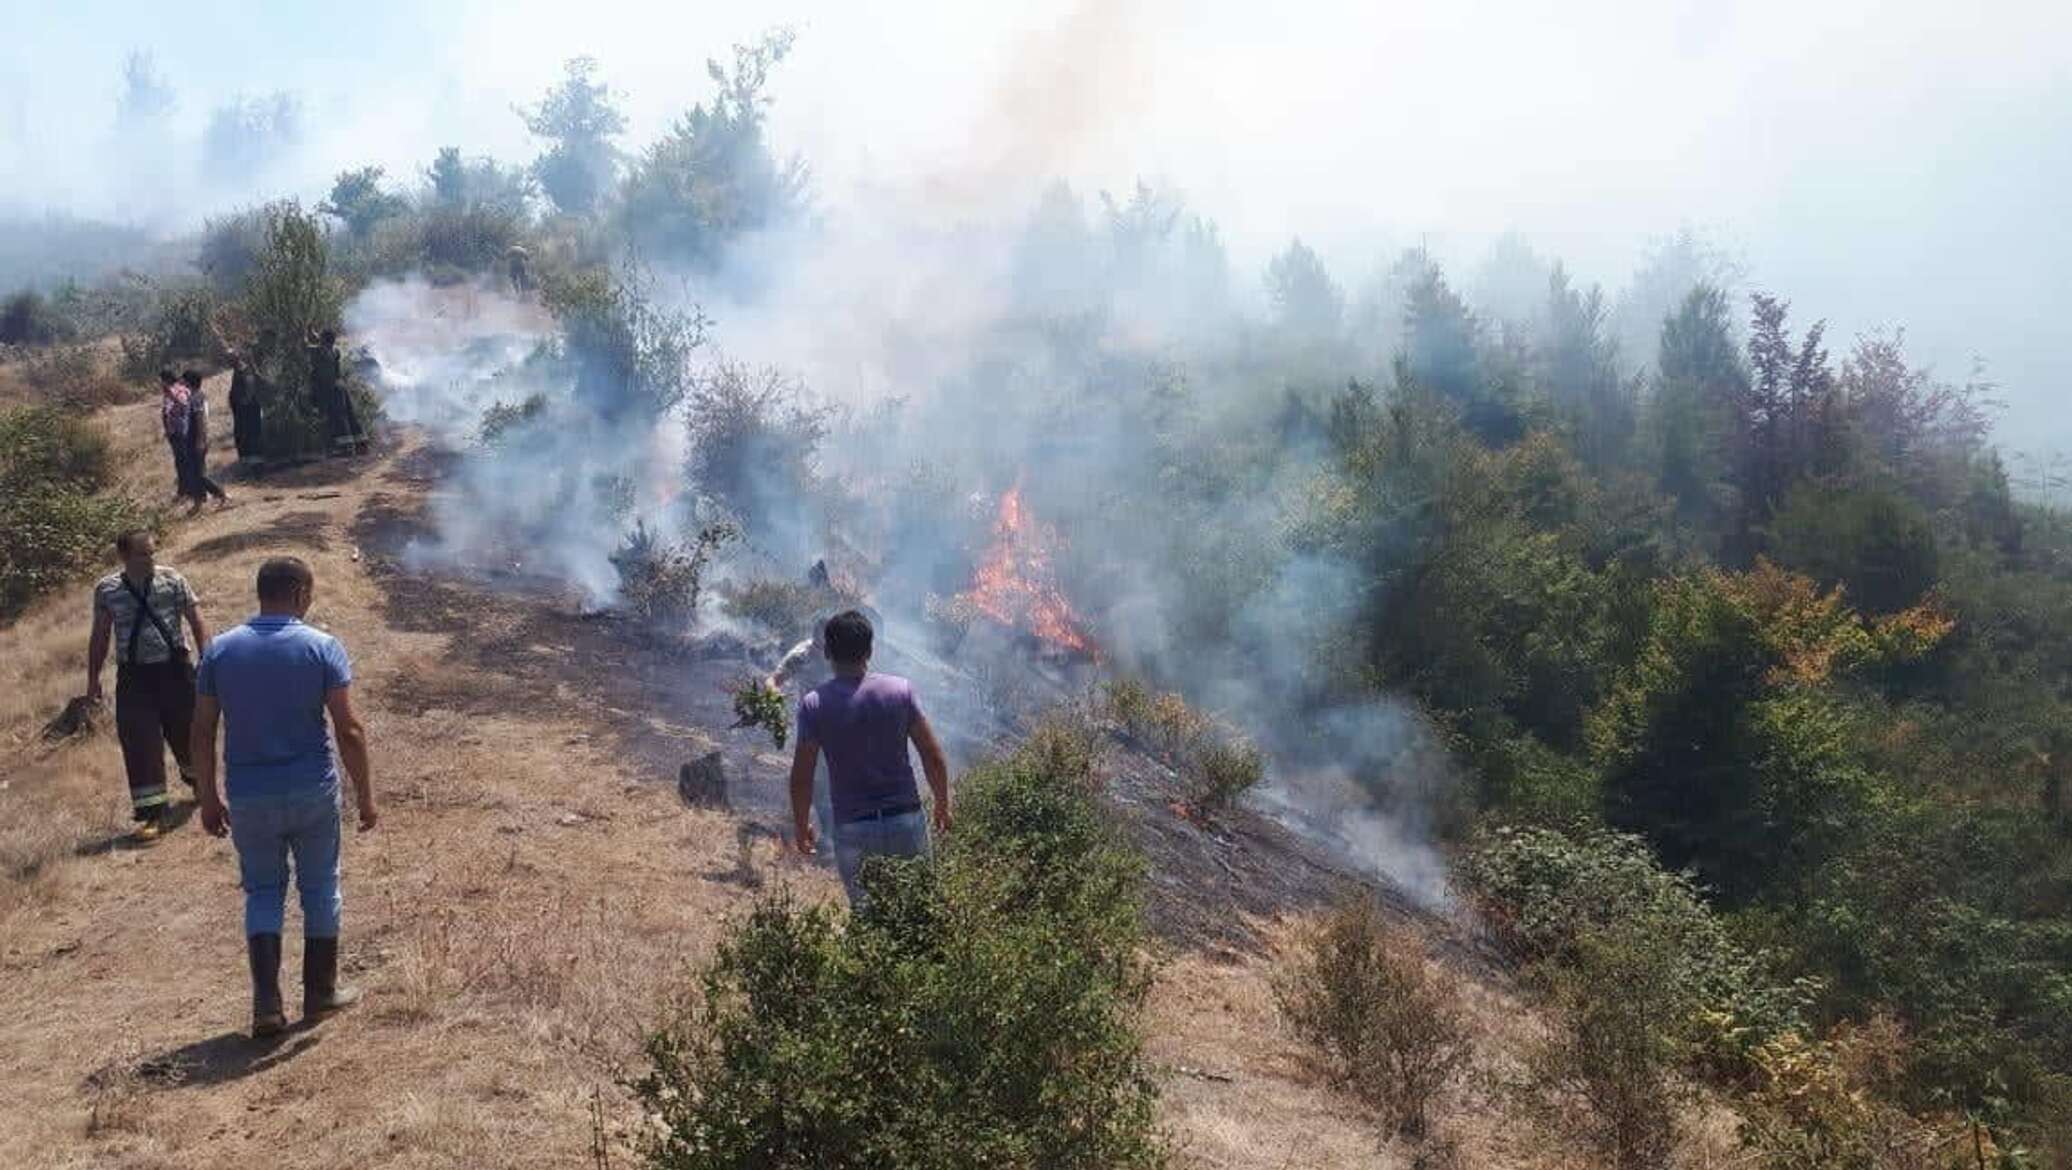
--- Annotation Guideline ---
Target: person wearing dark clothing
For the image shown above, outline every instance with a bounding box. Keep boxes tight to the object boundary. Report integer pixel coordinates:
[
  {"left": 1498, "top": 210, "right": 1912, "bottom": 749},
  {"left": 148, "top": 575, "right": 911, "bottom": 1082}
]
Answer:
[
  {"left": 226, "top": 351, "right": 266, "bottom": 470},
  {"left": 86, "top": 530, "right": 212, "bottom": 843},
  {"left": 179, "top": 370, "right": 229, "bottom": 510},
  {"left": 305, "top": 328, "right": 366, "bottom": 456}
]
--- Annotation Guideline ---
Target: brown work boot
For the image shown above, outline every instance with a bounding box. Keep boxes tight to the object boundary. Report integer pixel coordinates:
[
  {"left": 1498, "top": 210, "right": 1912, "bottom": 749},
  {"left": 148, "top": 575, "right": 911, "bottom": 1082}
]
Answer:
[
  {"left": 248, "top": 933, "right": 286, "bottom": 1038},
  {"left": 302, "top": 936, "right": 361, "bottom": 1019}
]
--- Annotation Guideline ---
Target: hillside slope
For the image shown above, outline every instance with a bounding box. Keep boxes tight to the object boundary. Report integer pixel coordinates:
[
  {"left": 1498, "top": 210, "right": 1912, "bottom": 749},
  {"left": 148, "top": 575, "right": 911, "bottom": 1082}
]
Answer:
[{"left": 0, "top": 397, "right": 1637, "bottom": 1169}]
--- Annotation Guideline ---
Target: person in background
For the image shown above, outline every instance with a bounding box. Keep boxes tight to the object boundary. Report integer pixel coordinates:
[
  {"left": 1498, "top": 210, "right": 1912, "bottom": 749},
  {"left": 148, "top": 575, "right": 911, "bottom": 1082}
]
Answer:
[
  {"left": 179, "top": 370, "right": 229, "bottom": 511},
  {"left": 158, "top": 368, "right": 192, "bottom": 500},
  {"left": 226, "top": 349, "right": 266, "bottom": 473},
  {"left": 191, "top": 556, "right": 376, "bottom": 1037},
  {"left": 304, "top": 327, "right": 367, "bottom": 457},
  {"left": 787, "top": 610, "right": 952, "bottom": 905},
  {"left": 86, "top": 529, "right": 210, "bottom": 843}
]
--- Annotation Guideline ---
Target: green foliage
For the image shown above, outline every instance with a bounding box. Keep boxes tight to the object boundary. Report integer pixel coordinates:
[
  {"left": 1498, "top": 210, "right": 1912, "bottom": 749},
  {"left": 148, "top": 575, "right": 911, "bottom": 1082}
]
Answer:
[
  {"left": 197, "top": 204, "right": 279, "bottom": 293},
  {"left": 117, "top": 281, "right": 223, "bottom": 382},
  {"left": 544, "top": 267, "right": 704, "bottom": 422},
  {"left": 478, "top": 394, "right": 547, "bottom": 445},
  {"left": 19, "top": 343, "right": 127, "bottom": 410},
  {"left": 1768, "top": 480, "right": 1939, "bottom": 614},
  {"left": 0, "top": 289, "right": 73, "bottom": 345},
  {"left": 1524, "top": 925, "right": 1699, "bottom": 1170},
  {"left": 610, "top": 519, "right": 737, "bottom": 631},
  {"left": 0, "top": 406, "right": 144, "bottom": 619},
  {"left": 1464, "top": 824, "right": 1813, "bottom": 1060},
  {"left": 728, "top": 678, "right": 789, "bottom": 748},
  {"left": 521, "top": 57, "right": 625, "bottom": 216},
  {"left": 320, "top": 166, "right": 410, "bottom": 238},
  {"left": 1103, "top": 681, "right": 1265, "bottom": 812},
  {"left": 1264, "top": 236, "right": 1342, "bottom": 342},
  {"left": 618, "top": 30, "right": 806, "bottom": 268},
  {"left": 1273, "top": 896, "right": 1472, "bottom": 1137},
  {"left": 1590, "top": 562, "right": 1949, "bottom": 901},
  {"left": 684, "top": 361, "right": 829, "bottom": 553},
  {"left": 235, "top": 203, "right": 356, "bottom": 459},
  {"left": 720, "top": 576, "right": 822, "bottom": 641},
  {"left": 635, "top": 727, "right": 1163, "bottom": 1170}
]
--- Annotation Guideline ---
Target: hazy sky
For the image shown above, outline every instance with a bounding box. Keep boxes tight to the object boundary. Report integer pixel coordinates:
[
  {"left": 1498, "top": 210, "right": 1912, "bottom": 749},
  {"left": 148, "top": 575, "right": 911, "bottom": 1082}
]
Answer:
[{"left": 3, "top": 0, "right": 2067, "bottom": 445}]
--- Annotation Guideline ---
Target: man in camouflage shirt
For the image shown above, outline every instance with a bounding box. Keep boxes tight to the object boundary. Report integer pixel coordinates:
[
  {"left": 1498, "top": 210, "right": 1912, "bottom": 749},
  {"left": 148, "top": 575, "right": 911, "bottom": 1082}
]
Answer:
[{"left": 86, "top": 529, "right": 212, "bottom": 842}]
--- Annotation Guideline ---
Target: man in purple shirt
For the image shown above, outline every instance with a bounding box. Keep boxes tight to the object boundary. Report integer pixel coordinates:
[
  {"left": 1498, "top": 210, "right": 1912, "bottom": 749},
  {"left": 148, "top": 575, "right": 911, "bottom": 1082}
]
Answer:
[{"left": 788, "top": 610, "right": 951, "bottom": 904}]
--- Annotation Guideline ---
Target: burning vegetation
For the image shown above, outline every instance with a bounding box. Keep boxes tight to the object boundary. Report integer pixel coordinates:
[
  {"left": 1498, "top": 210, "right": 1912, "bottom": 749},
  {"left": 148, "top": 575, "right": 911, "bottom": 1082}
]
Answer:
[{"left": 2, "top": 14, "right": 2070, "bottom": 1170}]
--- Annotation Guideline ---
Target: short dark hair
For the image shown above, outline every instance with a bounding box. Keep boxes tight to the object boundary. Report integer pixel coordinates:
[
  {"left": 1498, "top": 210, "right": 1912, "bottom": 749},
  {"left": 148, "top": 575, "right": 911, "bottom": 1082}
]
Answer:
[
  {"left": 256, "top": 556, "right": 314, "bottom": 603},
  {"left": 113, "top": 528, "right": 153, "bottom": 555},
  {"left": 319, "top": 329, "right": 337, "bottom": 345},
  {"left": 180, "top": 369, "right": 203, "bottom": 388},
  {"left": 823, "top": 609, "right": 874, "bottom": 665},
  {"left": 157, "top": 368, "right": 176, "bottom": 385}
]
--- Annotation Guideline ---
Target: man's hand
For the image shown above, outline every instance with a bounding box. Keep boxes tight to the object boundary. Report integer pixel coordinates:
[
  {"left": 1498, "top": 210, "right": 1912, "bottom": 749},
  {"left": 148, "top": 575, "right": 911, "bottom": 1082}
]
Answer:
[
  {"left": 931, "top": 799, "right": 952, "bottom": 836},
  {"left": 793, "top": 820, "right": 817, "bottom": 856},
  {"left": 199, "top": 799, "right": 230, "bottom": 838},
  {"left": 356, "top": 795, "right": 379, "bottom": 832}
]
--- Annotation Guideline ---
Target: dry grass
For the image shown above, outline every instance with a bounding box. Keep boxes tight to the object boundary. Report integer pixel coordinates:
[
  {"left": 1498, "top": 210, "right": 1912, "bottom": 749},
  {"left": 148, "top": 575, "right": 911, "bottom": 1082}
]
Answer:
[{"left": 0, "top": 402, "right": 1691, "bottom": 1169}]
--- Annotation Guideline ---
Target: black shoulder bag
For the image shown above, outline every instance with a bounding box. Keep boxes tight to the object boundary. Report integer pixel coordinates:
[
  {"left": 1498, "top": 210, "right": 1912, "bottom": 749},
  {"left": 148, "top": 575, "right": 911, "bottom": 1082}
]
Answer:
[{"left": 121, "top": 575, "right": 190, "bottom": 671}]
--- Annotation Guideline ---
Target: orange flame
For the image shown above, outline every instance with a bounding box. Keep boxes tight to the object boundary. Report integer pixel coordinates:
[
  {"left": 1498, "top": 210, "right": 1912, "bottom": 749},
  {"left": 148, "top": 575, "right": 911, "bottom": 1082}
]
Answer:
[{"left": 958, "top": 485, "right": 1096, "bottom": 655}]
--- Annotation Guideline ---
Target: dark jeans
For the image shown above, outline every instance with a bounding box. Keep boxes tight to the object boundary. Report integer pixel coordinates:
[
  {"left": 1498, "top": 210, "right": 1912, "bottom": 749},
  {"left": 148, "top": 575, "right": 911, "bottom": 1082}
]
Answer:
[
  {"left": 169, "top": 436, "right": 226, "bottom": 501},
  {"left": 320, "top": 387, "right": 363, "bottom": 451},
  {"left": 116, "top": 659, "right": 197, "bottom": 822}
]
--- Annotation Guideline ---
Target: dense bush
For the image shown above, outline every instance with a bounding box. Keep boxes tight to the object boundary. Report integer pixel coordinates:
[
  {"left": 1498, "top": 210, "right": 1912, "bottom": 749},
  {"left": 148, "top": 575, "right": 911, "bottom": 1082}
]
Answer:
[
  {"left": 117, "top": 280, "right": 224, "bottom": 382},
  {"left": 1464, "top": 824, "right": 1813, "bottom": 1064},
  {"left": 684, "top": 361, "right": 830, "bottom": 559},
  {"left": 610, "top": 520, "right": 737, "bottom": 630},
  {"left": 1274, "top": 896, "right": 1472, "bottom": 1137},
  {"left": 0, "top": 290, "right": 73, "bottom": 346},
  {"left": 1103, "top": 679, "right": 1265, "bottom": 812},
  {"left": 635, "top": 725, "right": 1164, "bottom": 1170},
  {"left": 19, "top": 343, "right": 129, "bottom": 410},
  {"left": 719, "top": 576, "right": 824, "bottom": 642},
  {"left": 0, "top": 406, "right": 144, "bottom": 619},
  {"left": 1524, "top": 925, "right": 1699, "bottom": 1170}
]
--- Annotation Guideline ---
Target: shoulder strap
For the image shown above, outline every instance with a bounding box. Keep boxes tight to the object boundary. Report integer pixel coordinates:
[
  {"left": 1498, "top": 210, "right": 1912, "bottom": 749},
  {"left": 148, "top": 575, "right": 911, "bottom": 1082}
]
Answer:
[{"left": 121, "top": 574, "right": 181, "bottom": 663}]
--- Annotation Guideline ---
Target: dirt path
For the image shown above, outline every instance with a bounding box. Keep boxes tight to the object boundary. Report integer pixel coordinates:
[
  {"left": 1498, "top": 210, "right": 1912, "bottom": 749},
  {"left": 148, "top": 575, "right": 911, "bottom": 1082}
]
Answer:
[{"left": 0, "top": 399, "right": 1538, "bottom": 1169}]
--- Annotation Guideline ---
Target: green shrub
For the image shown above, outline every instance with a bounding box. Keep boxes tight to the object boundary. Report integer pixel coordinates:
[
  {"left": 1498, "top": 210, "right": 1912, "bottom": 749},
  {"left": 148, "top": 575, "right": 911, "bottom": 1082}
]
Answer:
[
  {"left": 635, "top": 724, "right": 1164, "bottom": 1170},
  {"left": 0, "top": 406, "right": 145, "bottom": 619},
  {"left": 117, "top": 281, "right": 224, "bottom": 382},
  {"left": 1274, "top": 896, "right": 1473, "bottom": 1137},
  {"left": 1464, "top": 824, "right": 1813, "bottom": 1070},
  {"left": 1523, "top": 925, "right": 1698, "bottom": 1170},
  {"left": 719, "top": 576, "right": 822, "bottom": 641},
  {"left": 20, "top": 343, "right": 129, "bottom": 410},
  {"left": 610, "top": 519, "right": 737, "bottom": 631},
  {"left": 1104, "top": 681, "right": 1265, "bottom": 812},
  {"left": 1769, "top": 481, "right": 1940, "bottom": 615},
  {"left": 0, "top": 289, "right": 74, "bottom": 345}
]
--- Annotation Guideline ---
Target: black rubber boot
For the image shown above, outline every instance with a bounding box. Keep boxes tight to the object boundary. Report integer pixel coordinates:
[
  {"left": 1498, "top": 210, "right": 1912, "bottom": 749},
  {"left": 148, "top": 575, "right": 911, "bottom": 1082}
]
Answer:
[
  {"left": 248, "top": 933, "right": 286, "bottom": 1037},
  {"left": 302, "top": 936, "right": 361, "bottom": 1019}
]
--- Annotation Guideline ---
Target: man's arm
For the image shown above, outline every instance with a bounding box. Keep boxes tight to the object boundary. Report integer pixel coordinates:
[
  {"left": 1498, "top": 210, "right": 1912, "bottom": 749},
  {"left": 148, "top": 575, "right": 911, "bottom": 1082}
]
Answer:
[
  {"left": 788, "top": 736, "right": 820, "bottom": 854},
  {"left": 86, "top": 606, "right": 112, "bottom": 702},
  {"left": 325, "top": 686, "right": 377, "bottom": 831},
  {"left": 909, "top": 710, "right": 951, "bottom": 833},
  {"left": 192, "top": 693, "right": 228, "bottom": 836},
  {"left": 182, "top": 595, "right": 210, "bottom": 656}
]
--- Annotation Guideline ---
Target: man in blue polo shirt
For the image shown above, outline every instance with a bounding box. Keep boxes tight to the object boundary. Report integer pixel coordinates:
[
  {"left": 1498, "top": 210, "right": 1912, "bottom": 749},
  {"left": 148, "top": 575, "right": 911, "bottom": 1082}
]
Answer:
[{"left": 191, "top": 556, "right": 377, "bottom": 1037}]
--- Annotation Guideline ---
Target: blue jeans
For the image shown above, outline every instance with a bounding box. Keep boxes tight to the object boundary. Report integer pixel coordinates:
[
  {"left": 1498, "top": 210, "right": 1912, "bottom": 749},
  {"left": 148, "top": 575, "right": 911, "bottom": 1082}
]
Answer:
[
  {"left": 831, "top": 810, "right": 930, "bottom": 905},
  {"left": 229, "top": 786, "right": 343, "bottom": 938}
]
